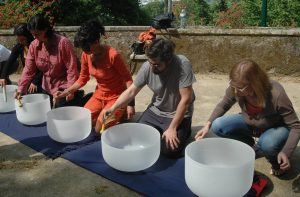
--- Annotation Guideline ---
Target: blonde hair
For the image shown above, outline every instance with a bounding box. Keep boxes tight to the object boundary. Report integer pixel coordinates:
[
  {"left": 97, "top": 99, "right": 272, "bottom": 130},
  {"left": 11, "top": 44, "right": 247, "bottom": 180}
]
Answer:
[{"left": 229, "top": 59, "right": 271, "bottom": 107}]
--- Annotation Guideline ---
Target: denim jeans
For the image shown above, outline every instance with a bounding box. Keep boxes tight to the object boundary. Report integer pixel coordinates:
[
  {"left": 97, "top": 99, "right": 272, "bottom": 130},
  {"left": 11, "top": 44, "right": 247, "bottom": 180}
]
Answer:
[{"left": 211, "top": 114, "right": 289, "bottom": 169}]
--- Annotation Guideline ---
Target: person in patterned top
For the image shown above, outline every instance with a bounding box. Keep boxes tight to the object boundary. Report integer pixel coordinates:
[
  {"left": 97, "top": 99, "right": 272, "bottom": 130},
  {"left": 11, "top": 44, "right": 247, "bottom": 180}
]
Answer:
[{"left": 16, "top": 15, "right": 81, "bottom": 108}]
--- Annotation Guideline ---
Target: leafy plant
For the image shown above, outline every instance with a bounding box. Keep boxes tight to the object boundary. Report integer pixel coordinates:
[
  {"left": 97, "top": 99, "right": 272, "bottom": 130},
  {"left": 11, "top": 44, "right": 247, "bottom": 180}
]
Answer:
[
  {"left": 181, "top": 0, "right": 211, "bottom": 26},
  {"left": 268, "top": 0, "right": 300, "bottom": 27},
  {"left": 140, "top": 0, "right": 165, "bottom": 25},
  {"left": 0, "top": 0, "right": 56, "bottom": 28},
  {"left": 215, "top": 3, "right": 243, "bottom": 28}
]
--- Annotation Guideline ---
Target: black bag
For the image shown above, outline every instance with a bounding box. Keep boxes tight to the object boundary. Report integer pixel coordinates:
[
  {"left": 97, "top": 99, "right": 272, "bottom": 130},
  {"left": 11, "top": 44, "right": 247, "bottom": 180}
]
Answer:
[
  {"left": 152, "top": 12, "right": 175, "bottom": 29},
  {"left": 131, "top": 41, "right": 145, "bottom": 55}
]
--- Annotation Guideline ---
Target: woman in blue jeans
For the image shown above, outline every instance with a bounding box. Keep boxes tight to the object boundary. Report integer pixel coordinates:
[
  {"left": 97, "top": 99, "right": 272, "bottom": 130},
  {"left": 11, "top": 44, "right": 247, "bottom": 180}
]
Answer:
[{"left": 195, "top": 59, "right": 300, "bottom": 176}]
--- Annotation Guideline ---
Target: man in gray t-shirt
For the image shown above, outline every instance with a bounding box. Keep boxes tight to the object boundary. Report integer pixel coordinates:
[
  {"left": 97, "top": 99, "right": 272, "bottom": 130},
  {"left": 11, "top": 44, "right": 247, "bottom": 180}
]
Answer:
[{"left": 105, "top": 38, "right": 196, "bottom": 158}]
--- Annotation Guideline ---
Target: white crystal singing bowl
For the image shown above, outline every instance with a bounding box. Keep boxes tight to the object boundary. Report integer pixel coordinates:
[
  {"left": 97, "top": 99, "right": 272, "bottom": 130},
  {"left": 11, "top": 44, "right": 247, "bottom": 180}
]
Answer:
[
  {"left": 47, "top": 106, "right": 91, "bottom": 143},
  {"left": 15, "top": 94, "right": 51, "bottom": 125},
  {"left": 101, "top": 123, "right": 161, "bottom": 172},
  {"left": 185, "top": 138, "right": 255, "bottom": 197},
  {"left": 0, "top": 85, "right": 18, "bottom": 113}
]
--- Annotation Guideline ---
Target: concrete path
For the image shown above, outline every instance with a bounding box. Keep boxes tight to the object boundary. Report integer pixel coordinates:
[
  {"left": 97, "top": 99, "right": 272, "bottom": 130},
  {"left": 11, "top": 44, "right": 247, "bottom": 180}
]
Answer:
[{"left": 0, "top": 74, "right": 299, "bottom": 197}]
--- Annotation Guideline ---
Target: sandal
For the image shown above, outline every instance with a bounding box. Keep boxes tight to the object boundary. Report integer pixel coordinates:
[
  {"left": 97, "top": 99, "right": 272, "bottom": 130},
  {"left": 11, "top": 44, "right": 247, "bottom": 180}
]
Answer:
[{"left": 270, "top": 168, "right": 286, "bottom": 176}]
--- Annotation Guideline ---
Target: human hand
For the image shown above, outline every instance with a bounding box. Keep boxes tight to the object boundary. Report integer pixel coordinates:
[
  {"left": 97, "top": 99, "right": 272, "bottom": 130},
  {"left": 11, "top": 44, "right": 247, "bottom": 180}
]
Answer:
[
  {"left": 14, "top": 91, "right": 23, "bottom": 107},
  {"left": 53, "top": 89, "right": 70, "bottom": 99},
  {"left": 103, "top": 108, "right": 115, "bottom": 120},
  {"left": 14, "top": 90, "right": 22, "bottom": 99},
  {"left": 126, "top": 106, "right": 135, "bottom": 120},
  {"left": 162, "top": 127, "right": 180, "bottom": 150},
  {"left": 194, "top": 122, "right": 211, "bottom": 140},
  {"left": 277, "top": 152, "right": 290, "bottom": 171},
  {"left": 0, "top": 79, "right": 6, "bottom": 87},
  {"left": 66, "top": 92, "right": 74, "bottom": 102},
  {"left": 28, "top": 83, "right": 38, "bottom": 93}
]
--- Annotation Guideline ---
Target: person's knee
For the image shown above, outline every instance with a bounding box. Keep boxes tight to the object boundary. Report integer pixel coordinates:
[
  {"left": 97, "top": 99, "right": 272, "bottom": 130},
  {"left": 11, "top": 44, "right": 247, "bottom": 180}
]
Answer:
[
  {"left": 161, "top": 147, "right": 183, "bottom": 159},
  {"left": 259, "top": 139, "right": 278, "bottom": 156},
  {"left": 211, "top": 118, "right": 224, "bottom": 136},
  {"left": 161, "top": 140, "right": 184, "bottom": 159}
]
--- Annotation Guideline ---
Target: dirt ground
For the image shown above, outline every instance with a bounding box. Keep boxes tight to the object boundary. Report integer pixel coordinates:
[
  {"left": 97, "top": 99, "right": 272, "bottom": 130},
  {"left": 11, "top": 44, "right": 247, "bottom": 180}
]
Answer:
[{"left": 0, "top": 73, "right": 300, "bottom": 197}]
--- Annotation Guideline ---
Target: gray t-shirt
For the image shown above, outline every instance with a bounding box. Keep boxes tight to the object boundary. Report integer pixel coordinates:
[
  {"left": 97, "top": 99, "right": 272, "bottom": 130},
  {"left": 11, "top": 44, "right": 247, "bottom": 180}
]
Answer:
[{"left": 134, "top": 55, "right": 196, "bottom": 118}]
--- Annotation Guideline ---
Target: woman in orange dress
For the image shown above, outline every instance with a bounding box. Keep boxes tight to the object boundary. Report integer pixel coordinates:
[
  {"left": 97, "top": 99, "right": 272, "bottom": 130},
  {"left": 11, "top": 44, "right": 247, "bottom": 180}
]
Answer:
[{"left": 56, "top": 19, "right": 135, "bottom": 133}]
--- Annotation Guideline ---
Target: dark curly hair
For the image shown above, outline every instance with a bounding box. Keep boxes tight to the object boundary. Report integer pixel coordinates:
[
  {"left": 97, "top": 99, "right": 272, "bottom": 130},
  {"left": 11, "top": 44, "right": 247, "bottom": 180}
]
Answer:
[
  {"left": 74, "top": 19, "right": 105, "bottom": 52},
  {"left": 14, "top": 23, "right": 34, "bottom": 43},
  {"left": 145, "top": 38, "right": 175, "bottom": 63}
]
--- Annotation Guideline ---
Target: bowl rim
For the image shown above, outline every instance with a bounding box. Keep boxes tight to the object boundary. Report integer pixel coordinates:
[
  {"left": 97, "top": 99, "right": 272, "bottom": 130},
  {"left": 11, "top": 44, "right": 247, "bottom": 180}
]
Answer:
[
  {"left": 185, "top": 138, "right": 255, "bottom": 169},
  {"left": 47, "top": 106, "right": 91, "bottom": 121},
  {"left": 15, "top": 93, "right": 50, "bottom": 106},
  {"left": 0, "top": 84, "right": 18, "bottom": 92},
  {"left": 102, "top": 122, "right": 161, "bottom": 151}
]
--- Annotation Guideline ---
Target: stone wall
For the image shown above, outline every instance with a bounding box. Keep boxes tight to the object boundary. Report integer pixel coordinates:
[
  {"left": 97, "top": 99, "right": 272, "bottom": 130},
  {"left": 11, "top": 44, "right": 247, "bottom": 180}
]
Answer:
[{"left": 1, "top": 26, "right": 299, "bottom": 75}]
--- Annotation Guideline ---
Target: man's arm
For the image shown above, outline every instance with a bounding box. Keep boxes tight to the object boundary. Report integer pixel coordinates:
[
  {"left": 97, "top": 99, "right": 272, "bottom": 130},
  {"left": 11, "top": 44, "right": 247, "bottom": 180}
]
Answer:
[
  {"left": 109, "top": 83, "right": 142, "bottom": 112},
  {"left": 169, "top": 85, "right": 193, "bottom": 129},
  {"left": 162, "top": 85, "right": 194, "bottom": 150}
]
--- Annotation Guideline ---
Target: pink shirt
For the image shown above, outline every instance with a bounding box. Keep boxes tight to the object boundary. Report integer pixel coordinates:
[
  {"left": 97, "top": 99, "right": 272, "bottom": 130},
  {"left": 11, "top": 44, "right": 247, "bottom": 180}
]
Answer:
[{"left": 18, "top": 34, "right": 79, "bottom": 94}]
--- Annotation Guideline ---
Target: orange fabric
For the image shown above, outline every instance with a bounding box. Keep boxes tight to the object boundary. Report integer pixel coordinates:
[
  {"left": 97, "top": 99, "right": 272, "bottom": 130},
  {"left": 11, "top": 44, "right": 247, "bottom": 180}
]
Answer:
[
  {"left": 76, "top": 45, "right": 133, "bottom": 100},
  {"left": 84, "top": 95, "right": 125, "bottom": 127},
  {"left": 138, "top": 27, "right": 156, "bottom": 43}
]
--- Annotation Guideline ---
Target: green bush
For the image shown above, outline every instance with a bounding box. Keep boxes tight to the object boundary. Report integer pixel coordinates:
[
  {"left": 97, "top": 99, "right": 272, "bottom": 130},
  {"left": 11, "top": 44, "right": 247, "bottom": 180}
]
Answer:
[{"left": 0, "top": 0, "right": 56, "bottom": 28}]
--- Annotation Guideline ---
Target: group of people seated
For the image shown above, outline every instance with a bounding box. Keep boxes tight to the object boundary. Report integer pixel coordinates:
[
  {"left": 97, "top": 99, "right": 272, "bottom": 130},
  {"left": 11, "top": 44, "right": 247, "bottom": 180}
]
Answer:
[{"left": 0, "top": 14, "right": 299, "bottom": 177}]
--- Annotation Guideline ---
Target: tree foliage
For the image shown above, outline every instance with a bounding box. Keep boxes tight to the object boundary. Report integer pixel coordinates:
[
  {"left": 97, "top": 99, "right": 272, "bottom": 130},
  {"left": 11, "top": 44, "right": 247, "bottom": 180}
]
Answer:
[
  {"left": 53, "top": 0, "right": 150, "bottom": 26},
  {"left": 0, "top": 0, "right": 56, "bottom": 28},
  {"left": 231, "top": 0, "right": 300, "bottom": 27},
  {"left": 239, "top": 0, "right": 261, "bottom": 26},
  {"left": 181, "top": 0, "right": 211, "bottom": 25},
  {"left": 140, "top": 0, "right": 165, "bottom": 25},
  {"left": 215, "top": 3, "right": 243, "bottom": 28},
  {"left": 0, "top": 0, "right": 150, "bottom": 28},
  {"left": 268, "top": 0, "right": 300, "bottom": 27},
  {"left": 0, "top": 0, "right": 299, "bottom": 28},
  {"left": 211, "top": 0, "right": 228, "bottom": 22}
]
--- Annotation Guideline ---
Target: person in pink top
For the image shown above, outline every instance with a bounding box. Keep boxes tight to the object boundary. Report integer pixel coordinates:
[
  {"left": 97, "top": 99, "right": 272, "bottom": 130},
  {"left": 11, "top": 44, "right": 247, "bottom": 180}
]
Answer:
[
  {"left": 56, "top": 19, "right": 135, "bottom": 133},
  {"left": 16, "top": 14, "right": 81, "bottom": 107}
]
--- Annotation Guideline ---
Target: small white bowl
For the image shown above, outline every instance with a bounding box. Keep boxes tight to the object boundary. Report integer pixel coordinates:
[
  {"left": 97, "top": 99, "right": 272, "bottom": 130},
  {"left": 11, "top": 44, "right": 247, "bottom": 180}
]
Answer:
[
  {"left": 0, "top": 85, "right": 18, "bottom": 113},
  {"left": 15, "top": 94, "right": 51, "bottom": 125},
  {"left": 47, "top": 106, "right": 91, "bottom": 143},
  {"left": 185, "top": 138, "right": 255, "bottom": 197},
  {"left": 101, "top": 123, "right": 160, "bottom": 172}
]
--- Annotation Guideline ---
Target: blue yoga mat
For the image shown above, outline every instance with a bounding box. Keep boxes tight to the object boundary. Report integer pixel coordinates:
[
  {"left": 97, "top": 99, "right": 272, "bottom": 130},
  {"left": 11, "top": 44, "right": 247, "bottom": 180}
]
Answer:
[
  {"left": 63, "top": 142, "right": 195, "bottom": 197},
  {"left": 0, "top": 112, "right": 196, "bottom": 197},
  {"left": 0, "top": 112, "right": 100, "bottom": 158}
]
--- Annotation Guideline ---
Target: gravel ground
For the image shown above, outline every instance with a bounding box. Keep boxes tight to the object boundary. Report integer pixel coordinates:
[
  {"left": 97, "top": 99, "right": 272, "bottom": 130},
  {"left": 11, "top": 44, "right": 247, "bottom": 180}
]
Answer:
[{"left": 0, "top": 73, "right": 299, "bottom": 197}]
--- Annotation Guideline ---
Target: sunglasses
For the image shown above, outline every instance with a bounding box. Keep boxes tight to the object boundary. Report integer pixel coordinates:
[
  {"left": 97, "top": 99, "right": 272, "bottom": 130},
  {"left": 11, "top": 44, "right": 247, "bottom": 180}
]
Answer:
[
  {"left": 148, "top": 59, "right": 164, "bottom": 68},
  {"left": 229, "top": 80, "right": 249, "bottom": 93}
]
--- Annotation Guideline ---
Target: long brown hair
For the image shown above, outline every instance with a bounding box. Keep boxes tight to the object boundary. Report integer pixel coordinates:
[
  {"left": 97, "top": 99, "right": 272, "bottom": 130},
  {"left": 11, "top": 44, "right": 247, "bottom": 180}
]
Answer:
[{"left": 229, "top": 59, "right": 271, "bottom": 107}]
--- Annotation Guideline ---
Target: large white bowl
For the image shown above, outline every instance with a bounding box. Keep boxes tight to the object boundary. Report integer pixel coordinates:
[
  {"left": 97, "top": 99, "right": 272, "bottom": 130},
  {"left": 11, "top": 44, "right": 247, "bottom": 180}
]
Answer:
[
  {"left": 15, "top": 94, "right": 51, "bottom": 125},
  {"left": 185, "top": 138, "right": 255, "bottom": 197},
  {"left": 0, "top": 85, "right": 18, "bottom": 113},
  {"left": 47, "top": 106, "right": 91, "bottom": 143},
  {"left": 101, "top": 123, "right": 160, "bottom": 172}
]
